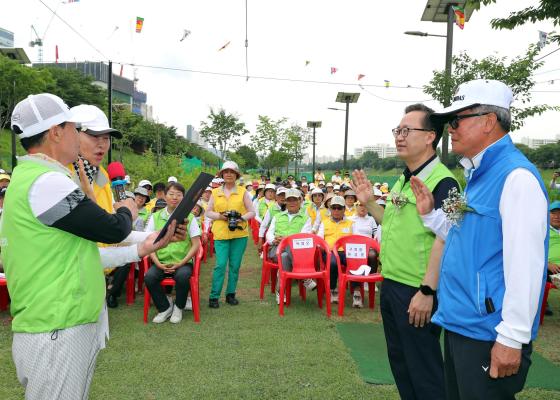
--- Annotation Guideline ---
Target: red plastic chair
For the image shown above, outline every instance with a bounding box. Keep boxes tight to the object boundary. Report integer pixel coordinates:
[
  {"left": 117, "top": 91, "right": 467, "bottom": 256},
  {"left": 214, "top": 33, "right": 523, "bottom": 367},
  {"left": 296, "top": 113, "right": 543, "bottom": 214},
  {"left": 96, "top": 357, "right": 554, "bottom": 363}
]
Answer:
[
  {"left": 126, "top": 261, "right": 139, "bottom": 305},
  {"left": 333, "top": 236, "right": 382, "bottom": 316},
  {"left": 251, "top": 219, "right": 260, "bottom": 245},
  {"left": 277, "top": 233, "right": 331, "bottom": 317},
  {"left": 0, "top": 277, "right": 9, "bottom": 312},
  {"left": 540, "top": 281, "right": 557, "bottom": 325},
  {"left": 260, "top": 242, "right": 280, "bottom": 299},
  {"left": 208, "top": 232, "right": 215, "bottom": 258},
  {"left": 143, "top": 246, "right": 204, "bottom": 324}
]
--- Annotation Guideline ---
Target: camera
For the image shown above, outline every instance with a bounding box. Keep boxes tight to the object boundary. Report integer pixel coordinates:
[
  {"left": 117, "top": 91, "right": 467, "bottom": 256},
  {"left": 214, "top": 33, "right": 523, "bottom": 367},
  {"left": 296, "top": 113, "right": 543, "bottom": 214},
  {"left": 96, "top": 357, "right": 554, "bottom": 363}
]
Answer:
[{"left": 224, "top": 210, "right": 243, "bottom": 231}]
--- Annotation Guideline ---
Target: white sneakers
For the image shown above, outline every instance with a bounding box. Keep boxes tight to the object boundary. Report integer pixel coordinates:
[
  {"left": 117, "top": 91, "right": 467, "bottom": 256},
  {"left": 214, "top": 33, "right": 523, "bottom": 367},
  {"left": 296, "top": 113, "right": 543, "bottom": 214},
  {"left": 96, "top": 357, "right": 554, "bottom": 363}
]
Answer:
[
  {"left": 170, "top": 305, "right": 183, "bottom": 323},
  {"left": 353, "top": 292, "right": 363, "bottom": 308},
  {"left": 184, "top": 296, "right": 193, "bottom": 311},
  {"left": 153, "top": 304, "right": 174, "bottom": 323},
  {"left": 331, "top": 289, "right": 339, "bottom": 304},
  {"left": 303, "top": 279, "right": 317, "bottom": 291}
]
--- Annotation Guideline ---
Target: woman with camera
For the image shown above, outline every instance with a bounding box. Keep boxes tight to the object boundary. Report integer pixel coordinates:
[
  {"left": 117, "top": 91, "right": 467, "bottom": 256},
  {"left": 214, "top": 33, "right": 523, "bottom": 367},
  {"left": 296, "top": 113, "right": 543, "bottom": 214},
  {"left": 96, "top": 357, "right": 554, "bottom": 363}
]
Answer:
[{"left": 205, "top": 161, "right": 255, "bottom": 308}]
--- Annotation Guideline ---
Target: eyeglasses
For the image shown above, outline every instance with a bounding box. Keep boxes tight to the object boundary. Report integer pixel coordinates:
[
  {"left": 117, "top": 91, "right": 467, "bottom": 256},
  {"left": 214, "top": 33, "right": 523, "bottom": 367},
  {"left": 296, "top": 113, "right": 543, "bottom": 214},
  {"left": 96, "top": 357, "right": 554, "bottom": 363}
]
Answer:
[
  {"left": 448, "top": 112, "right": 495, "bottom": 129},
  {"left": 330, "top": 205, "right": 344, "bottom": 210},
  {"left": 391, "top": 127, "right": 434, "bottom": 138}
]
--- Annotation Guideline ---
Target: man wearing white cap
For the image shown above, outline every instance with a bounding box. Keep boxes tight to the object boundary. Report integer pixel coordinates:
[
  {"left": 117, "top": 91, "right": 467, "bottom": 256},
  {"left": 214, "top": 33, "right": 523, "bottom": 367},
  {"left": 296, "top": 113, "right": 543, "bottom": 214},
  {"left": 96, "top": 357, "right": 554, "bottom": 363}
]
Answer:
[
  {"left": 265, "top": 188, "right": 316, "bottom": 302},
  {"left": 257, "top": 186, "right": 288, "bottom": 253},
  {"left": 205, "top": 161, "right": 255, "bottom": 307},
  {"left": 410, "top": 79, "right": 548, "bottom": 399},
  {"left": 168, "top": 176, "right": 178, "bottom": 183},
  {"left": 0, "top": 94, "right": 177, "bottom": 399},
  {"left": 352, "top": 103, "right": 459, "bottom": 399}
]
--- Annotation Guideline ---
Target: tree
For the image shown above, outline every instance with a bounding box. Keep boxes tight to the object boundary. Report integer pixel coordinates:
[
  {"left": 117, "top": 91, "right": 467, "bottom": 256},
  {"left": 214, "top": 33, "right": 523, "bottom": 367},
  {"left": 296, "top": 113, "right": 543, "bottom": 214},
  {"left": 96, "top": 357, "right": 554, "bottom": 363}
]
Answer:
[
  {"left": 40, "top": 66, "right": 106, "bottom": 109},
  {"left": 282, "top": 124, "right": 312, "bottom": 175},
  {"left": 233, "top": 145, "right": 259, "bottom": 169},
  {"left": 424, "top": 45, "right": 559, "bottom": 131},
  {"left": 0, "top": 57, "right": 54, "bottom": 131},
  {"left": 470, "top": 0, "right": 560, "bottom": 44},
  {"left": 250, "top": 116, "right": 289, "bottom": 175},
  {"left": 199, "top": 108, "right": 248, "bottom": 163}
]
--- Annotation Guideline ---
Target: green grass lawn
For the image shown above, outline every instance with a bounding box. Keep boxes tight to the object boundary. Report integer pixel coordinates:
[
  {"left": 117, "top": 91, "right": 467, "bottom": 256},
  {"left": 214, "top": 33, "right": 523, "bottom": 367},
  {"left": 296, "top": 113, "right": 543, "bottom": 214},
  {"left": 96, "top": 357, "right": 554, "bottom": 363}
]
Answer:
[{"left": 1, "top": 240, "right": 560, "bottom": 399}]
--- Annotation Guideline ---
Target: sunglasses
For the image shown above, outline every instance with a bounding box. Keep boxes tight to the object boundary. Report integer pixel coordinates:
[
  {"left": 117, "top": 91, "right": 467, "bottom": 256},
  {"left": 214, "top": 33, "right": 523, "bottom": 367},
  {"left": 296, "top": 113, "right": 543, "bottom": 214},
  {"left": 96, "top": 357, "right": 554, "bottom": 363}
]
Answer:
[
  {"left": 330, "top": 205, "right": 344, "bottom": 210},
  {"left": 449, "top": 112, "right": 496, "bottom": 129}
]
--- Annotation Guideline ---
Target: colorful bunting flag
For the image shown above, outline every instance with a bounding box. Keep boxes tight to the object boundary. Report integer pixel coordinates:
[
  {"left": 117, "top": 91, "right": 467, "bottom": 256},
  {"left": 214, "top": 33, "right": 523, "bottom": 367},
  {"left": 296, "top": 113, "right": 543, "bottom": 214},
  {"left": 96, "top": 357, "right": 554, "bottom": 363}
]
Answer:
[
  {"left": 180, "top": 29, "right": 191, "bottom": 42},
  {"left": 452, "top": 6, "right": 465, "bottom": 30},
  {"left": 218, "top": 41, "right": 231, "bottom": 51},
  {"left": 135, "top": 17, "right": 144, "bottom": 33},
  {"left": 384, "top": 80, "right": 390, "bottom": 88},
  {"left": 330, "top": 67, "right": 337, "bottom": 74},
  {"left": 538, "top": 31, "right": 548, "bottom": 49},
  {"left": 358, "top": 74, "right": 365, "bottom": 81},
  {"left": 305, "top": 60, "right": 310, "bottom": 66},
  {"left": 67, "top": 0, "right": 79, "bottom": 3}
]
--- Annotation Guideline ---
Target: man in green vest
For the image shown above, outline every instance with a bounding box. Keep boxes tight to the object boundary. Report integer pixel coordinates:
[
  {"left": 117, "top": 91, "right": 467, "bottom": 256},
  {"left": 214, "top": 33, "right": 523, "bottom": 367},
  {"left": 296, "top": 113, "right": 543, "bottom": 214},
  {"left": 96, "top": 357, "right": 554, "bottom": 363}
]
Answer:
[
  {"left": 546, "top": 201, "right": 560, "bottom": 315},
  {"left": 351, "top": 103, "right": 459, "bottom": 400},
  {"left": 265, "top": 188, "right": 315, "bottom": 303},
  {"left": 0, "top": 93, "right": 178, "bottom": 400}
]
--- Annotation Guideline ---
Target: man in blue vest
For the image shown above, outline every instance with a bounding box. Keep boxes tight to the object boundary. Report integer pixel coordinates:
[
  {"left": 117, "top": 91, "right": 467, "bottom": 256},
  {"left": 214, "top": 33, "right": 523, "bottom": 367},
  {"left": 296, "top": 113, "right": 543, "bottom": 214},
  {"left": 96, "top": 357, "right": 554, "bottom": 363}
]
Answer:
[{"left": 410, "top": 79, "right": 548, "bottom": 399}]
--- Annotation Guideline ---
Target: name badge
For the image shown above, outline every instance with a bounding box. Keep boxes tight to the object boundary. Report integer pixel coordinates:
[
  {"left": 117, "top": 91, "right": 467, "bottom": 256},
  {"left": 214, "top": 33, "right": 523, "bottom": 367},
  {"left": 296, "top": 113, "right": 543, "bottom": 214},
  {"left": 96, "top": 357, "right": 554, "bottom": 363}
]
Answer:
[
  {"left": 342, "top": 228, "right": 350, "bottom": 233},
  {"left": 346, "top": 243, "right": 366, "bottom": 259},
  {"left": 292, "top": 238, "right": 313, "bottom": 249}
]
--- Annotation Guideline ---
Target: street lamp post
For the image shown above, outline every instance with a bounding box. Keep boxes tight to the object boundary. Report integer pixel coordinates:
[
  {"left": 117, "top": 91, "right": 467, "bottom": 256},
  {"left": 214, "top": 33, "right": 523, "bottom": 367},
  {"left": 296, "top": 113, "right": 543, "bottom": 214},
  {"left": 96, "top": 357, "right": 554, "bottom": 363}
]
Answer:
[
  {"left": 307, "top": 121, "right": 322, "bottom": 181},
  {"left": 335, "top": 92, "right": 359, "bottom": 172},
  {"left": 406, "top": 0, "right": 473, "bottom": 164}
]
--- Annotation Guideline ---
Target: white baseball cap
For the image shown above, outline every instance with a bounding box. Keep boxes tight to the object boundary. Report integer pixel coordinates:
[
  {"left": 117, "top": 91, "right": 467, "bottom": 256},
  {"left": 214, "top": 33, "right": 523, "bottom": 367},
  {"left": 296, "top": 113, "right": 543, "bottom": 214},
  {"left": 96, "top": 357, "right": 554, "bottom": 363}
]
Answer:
[
  {"left": 311, "top": 188, "right": 325, "bottom": 197},
  {"left": 326, "top": 182, "right": 333, "bottom": 187},
  {"left": 285, "top": 188, "right": 301, "bottom": 199},
  {"left": 302, "top": 182, "right": 308, "bottom": 187},
  {"left": 276, "top": 187, "right": 288, "bottom": 196},
  {"left": 432, "top": 79, "right": 513, "bottom": 119},
  {"left": 139, "top": 179, "right": 152, "bottom": 188},
  {"left": 373, "top": 187, "right": 383, "bottom": 196},
  {"left": 168, "top": 176, "right": 178, "bottom": 183},
  {"left": 11, "top": 93, "right": 93, "bottom": 139},
  {"left": 71, "top": 104, "right": 122, "bottom": 138},
  {"left": 330, "top": 196, "right": 346, "bottom": 207},
  {"left": 264, "top": 183, "right": 276, "bottom": 192}
]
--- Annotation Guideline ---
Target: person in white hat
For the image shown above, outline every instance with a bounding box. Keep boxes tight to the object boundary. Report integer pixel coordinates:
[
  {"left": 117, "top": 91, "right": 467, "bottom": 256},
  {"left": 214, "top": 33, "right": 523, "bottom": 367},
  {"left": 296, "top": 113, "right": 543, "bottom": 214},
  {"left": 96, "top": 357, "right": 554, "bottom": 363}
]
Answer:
[
  {"left": 306, "top": 188, "right": 325, "bottom": 234},
  {"left": 325, "top": 182, "right": 334, "bottom": 194},
  {"left": 343, "top": 190, "right": 358, "bottom": 217},
  {"left": 257, "top": 186, "right": 288, "bottom": 253},
  {"left": 167, "top": 176, "right": 178, "bottom": 183},
  {"left": 144, "top": 182, "right": 165, "bottom": 212},
  {"left": 1, "top": 94, "right": 178, "bottom": 399},
  {"left": 205, "top": 161, "right": 256, "bottom": 307},
  {"left": 265, "top": 188, "right": 316, "bottom": 303},
  {"left": 351, "top": 102, "right": 460, "bottom": 399},
  {"left": 256, "top": 183, "right": 277, "bottom": 224},
  {"left": 314, "top": 196, "right": 363, "bottom": 305},
  {"left": 314, "top": 167, "right": 325, "bottom": 185},
  {"left": 408, "top": 79, "right": 548, "bottom": 398}
]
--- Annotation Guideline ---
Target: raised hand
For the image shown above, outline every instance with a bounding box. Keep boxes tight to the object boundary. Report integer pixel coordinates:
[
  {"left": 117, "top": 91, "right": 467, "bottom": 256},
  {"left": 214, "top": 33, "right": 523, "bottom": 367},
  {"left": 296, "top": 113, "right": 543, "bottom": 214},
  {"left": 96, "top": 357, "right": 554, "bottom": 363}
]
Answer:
[
  {"left": 409, "top": 176, "right": 434, "bottom": 216},
  {"left": 350, "top": 169, "right": 373, "bottom": 204}
]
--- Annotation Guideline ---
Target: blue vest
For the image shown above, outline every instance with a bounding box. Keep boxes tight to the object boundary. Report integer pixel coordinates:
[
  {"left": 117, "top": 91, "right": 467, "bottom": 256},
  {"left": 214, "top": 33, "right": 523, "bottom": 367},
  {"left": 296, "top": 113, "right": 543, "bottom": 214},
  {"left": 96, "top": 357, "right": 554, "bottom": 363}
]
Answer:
[{"left": 433, "top": 135, "right": 549, "bottom": 342}]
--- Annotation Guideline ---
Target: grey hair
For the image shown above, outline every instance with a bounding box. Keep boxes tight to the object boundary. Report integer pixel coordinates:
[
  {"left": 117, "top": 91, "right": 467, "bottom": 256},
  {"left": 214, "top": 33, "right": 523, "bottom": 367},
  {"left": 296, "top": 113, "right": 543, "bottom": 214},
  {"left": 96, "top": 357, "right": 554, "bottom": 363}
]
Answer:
[{"left": 474, "top": 105, "right": 511, "bottom": 132}]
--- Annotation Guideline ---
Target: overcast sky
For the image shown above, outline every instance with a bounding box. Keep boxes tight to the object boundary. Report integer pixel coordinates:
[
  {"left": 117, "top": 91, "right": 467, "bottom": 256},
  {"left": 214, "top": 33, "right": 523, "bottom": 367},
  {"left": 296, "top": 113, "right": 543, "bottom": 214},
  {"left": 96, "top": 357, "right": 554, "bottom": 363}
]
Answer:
[{"left": 2, "top": 0, "right": 558, "bottom": 157}]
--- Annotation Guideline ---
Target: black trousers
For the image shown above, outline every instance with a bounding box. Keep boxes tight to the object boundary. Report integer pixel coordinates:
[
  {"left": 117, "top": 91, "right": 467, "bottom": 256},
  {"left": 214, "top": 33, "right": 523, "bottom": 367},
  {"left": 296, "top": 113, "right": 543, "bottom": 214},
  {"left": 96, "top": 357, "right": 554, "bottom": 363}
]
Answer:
[
  {"left": 144, "top": 264, "right": 193, "bottom": 311},
  {"left": 444, "top": 330, "right": 533, "bottom": 400},
  {"left": 107, "top": 264, "right": 130, "bottom": 297},
  {"left": 380, "top": 279, "right": 445, "bottom": 400}
]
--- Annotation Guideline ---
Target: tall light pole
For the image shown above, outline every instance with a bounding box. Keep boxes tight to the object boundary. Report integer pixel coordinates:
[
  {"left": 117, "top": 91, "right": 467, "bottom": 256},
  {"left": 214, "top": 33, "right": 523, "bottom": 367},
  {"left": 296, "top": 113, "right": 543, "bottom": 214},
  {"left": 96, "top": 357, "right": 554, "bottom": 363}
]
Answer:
[
  {"left": 406, "top": 0, "right": 472, "bottom": 164},
  {"left": 335, "top": 92, "right": 359, "bottom": 172},
  {"left": 307, "top": 121, "right": 322, "bottom": 180}
]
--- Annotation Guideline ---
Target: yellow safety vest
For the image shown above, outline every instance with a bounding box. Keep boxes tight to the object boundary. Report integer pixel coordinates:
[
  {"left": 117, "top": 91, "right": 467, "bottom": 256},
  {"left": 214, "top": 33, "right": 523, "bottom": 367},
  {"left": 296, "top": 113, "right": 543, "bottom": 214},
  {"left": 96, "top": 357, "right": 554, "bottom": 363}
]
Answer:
[
  {"left": 322, "top": 217, "right": 353, "bottom": 249},
  {"left": 211, "top": 186, "right": 249, "bottom": 240}
]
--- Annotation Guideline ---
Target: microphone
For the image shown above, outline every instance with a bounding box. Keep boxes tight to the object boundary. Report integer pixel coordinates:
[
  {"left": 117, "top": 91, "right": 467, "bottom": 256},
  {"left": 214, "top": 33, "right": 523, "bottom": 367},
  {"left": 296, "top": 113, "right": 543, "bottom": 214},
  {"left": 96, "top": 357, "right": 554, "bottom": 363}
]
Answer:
[{"left": 107, "top": 161, "right": 128, "bottom": 201}]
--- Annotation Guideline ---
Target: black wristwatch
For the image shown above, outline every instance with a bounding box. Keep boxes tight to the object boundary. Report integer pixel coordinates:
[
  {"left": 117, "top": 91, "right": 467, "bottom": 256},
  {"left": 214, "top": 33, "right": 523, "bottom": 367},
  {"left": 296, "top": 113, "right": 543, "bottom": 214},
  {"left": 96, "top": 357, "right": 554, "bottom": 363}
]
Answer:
[{"left": 419, "top": 284, "right": 436, "bottom": 296}]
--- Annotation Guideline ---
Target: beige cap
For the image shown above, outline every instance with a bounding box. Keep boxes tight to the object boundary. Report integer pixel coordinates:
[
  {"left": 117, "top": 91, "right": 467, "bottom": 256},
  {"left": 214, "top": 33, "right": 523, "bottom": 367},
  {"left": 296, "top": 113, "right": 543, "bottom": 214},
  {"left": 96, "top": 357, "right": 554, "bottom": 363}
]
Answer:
[
  {"left": 330, "top": 196, "right": 346, "bottom": 207},
  {"left": 285, "top": 188, "right": 301, "bottom": 199}
]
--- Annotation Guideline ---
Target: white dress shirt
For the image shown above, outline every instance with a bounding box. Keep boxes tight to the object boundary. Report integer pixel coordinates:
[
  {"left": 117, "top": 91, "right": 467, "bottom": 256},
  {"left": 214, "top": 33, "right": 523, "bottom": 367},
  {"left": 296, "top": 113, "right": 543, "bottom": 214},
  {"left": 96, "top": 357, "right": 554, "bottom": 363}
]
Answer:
[{"left": 421, "top": 136, "right": 547, "bottom": 349}]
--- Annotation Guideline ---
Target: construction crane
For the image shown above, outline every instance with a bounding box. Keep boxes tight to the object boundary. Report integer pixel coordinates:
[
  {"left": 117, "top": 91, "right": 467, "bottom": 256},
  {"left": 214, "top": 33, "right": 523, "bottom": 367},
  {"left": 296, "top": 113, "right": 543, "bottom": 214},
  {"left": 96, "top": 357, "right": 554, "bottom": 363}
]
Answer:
[{"left": 29, "top": 25, "right": 43, "bottom": 63}]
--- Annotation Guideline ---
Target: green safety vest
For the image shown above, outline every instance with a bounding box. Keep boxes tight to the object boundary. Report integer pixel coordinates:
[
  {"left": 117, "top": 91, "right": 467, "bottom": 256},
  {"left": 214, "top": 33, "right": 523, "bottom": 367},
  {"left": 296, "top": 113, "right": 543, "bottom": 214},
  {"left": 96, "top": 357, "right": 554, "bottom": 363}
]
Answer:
[
  {"left": 380, "top": 159, "right": 458, "bottom": 287},
  {"left": 258, "top": 198, "right": 273, "bottom": 219},
  {"left": 0, "top": 158, "right": 104, "bottom": 333},
  {"left": 274, "top": 209, "right": 308, "bottom": 237},
  {"left": 549, "top": 227, "right": 560, "bottom": 265},
  {"left": 269, "top": 203, "right": 284, "bottom": 220},
  {"left": 138, "top": 207, "right": 149, "bottom": 222},
  {"left": 153, "top": 209, "right": 195, "bottom": 264}
]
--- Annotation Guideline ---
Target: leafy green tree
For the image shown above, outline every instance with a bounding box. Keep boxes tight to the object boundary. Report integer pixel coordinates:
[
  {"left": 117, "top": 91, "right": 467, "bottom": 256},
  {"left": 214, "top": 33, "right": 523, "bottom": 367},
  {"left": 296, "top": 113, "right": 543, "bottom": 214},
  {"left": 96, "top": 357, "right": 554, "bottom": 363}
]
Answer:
[
  {"left": 282, "top": 124, "right": 312, "bottom": 175},
  {"left": 39, "top": 66, "right": 106, "bottom": 109},
  {"left": 233, "top": 145, "right": 259, "bottom": 169},
  {"left": 199, "top": 108, "right": 249, "bottom": 162},
  {"left": 470, "top": 0, "right": 560, "bottom": 44},
  {"left": 0, "top": 56, "right": 54, "bottom": 131},
  {"left": 424, "top": 45, "right": 558, "bottom": 131}
]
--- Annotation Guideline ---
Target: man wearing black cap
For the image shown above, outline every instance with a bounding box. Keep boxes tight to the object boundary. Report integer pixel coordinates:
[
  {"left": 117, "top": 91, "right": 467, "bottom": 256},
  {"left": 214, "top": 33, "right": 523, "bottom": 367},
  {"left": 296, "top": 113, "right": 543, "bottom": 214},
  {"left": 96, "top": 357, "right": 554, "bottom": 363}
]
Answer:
[{"left": 410, "top": 79, "right": 548, "bottom": 399}]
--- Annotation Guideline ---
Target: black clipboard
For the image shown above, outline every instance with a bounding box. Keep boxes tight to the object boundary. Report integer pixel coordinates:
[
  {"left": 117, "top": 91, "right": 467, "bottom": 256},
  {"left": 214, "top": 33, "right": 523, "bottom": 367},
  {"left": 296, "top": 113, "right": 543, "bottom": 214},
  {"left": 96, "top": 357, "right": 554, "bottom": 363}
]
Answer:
[{"left": 154, "top": 172, "right": 214, "bottom": 243}]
